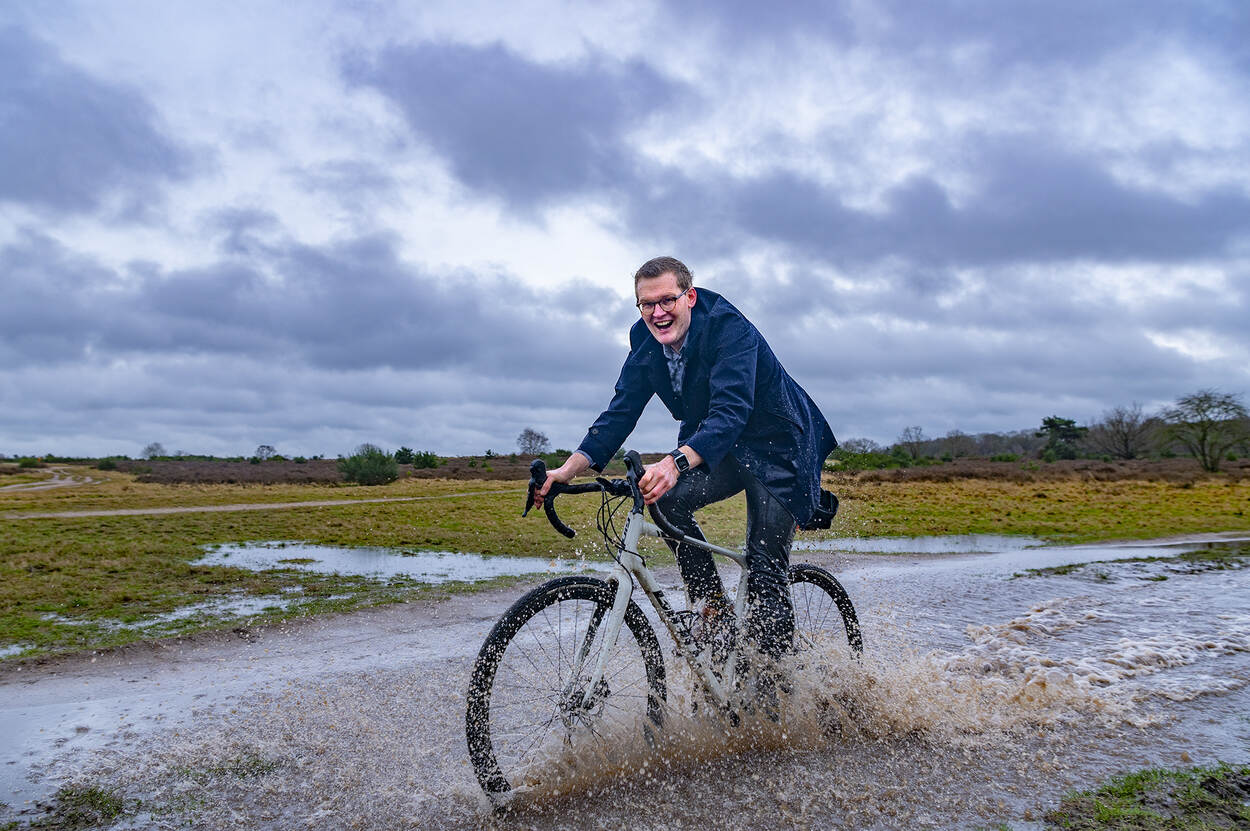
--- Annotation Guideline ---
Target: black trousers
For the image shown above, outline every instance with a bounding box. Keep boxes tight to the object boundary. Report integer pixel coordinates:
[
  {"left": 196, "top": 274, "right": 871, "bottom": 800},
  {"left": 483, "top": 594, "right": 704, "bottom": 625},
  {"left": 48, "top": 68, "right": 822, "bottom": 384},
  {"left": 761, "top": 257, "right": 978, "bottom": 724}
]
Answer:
[{"left": 655, "top": 455, "right": 796, "bottom": 659}]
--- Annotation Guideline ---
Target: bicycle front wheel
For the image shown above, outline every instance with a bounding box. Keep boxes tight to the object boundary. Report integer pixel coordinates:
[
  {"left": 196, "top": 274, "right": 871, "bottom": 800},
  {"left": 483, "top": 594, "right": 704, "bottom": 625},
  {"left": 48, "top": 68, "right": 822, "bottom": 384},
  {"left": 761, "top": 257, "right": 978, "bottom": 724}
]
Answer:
[
  {"left": 465, "top": 575, "right": 666, "bottom": 802},
  {"left": 788, "top": 563, "right": 863, "bottom": 656}
]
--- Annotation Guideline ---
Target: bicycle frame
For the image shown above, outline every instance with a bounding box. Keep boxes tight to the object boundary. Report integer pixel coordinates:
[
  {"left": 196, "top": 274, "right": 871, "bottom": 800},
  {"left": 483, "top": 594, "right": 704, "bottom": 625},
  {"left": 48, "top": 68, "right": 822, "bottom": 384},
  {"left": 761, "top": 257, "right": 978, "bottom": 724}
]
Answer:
[{"left": 578, "top": 500, "right": 752, "bottom": 714}]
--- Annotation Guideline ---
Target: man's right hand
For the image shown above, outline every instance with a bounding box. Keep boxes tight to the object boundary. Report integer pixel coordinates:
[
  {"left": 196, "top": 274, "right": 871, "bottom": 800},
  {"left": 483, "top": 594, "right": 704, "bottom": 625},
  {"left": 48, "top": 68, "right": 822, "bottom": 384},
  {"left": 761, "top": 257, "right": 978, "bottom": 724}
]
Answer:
[{"left": 534, "top": 452, "right": 592, "bottom": 507}]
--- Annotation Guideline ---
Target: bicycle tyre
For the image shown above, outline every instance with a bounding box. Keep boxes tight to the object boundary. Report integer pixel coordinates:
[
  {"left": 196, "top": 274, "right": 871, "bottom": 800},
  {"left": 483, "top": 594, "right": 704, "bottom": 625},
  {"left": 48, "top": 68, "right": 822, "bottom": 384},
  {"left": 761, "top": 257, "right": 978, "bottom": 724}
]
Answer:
[
  {"left": 788, "top": 563, "right": 863, "bottom": 656},
  {"left": 465, "top": 575, "right": 666, "bottom": 801}
]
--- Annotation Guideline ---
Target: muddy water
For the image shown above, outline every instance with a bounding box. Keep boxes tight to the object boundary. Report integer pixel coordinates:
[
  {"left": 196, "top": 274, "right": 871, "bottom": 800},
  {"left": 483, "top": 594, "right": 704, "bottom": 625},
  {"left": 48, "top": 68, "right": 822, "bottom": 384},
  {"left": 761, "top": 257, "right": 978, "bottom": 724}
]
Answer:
[{"left": 2, "top": 534, "right": 1247, "bottom": 829}]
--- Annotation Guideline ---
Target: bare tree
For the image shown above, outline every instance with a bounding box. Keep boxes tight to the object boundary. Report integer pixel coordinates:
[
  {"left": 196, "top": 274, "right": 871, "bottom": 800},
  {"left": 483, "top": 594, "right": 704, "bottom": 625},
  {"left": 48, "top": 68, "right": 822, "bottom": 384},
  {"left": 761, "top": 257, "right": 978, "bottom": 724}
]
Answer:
[
  {"left": 896, "top": 426, "right": 926, "bottom": 459},
  {"left": 254, "top": 444, "right": 276, "bottom": 460},
  {"left": 517, "top": 427, "right": 551, "bottom": 456},
  {"left": 1086, "top": 402, "right": 1157, "bottom": 460},
  {"left": 142, "top": 442, "right": 167, "bottom": 459},
  {"left": 941, "top": 429, "right": 977, "bottom": 459},
  {"left": 839, "top": 437, "right": 884, "bottom": 454},
  {"left": 1162, "top": 390, "right": 1249, "bottom": 473}
]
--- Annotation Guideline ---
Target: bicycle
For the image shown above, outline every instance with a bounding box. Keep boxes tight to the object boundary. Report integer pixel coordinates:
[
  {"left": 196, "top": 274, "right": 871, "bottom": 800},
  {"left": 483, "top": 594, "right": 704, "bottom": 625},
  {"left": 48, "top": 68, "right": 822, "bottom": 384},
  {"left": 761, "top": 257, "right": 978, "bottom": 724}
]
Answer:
[{"left": 465, "top": 450, "right": 862, "bottom": 805}]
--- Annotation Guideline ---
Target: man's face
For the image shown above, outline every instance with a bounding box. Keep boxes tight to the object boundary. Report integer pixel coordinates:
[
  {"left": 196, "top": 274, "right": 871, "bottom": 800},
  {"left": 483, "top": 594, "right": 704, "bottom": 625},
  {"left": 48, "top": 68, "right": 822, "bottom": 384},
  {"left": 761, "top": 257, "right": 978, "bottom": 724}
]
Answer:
[{"left": 636, "top": 272, "right": 696, "bottom": 349}]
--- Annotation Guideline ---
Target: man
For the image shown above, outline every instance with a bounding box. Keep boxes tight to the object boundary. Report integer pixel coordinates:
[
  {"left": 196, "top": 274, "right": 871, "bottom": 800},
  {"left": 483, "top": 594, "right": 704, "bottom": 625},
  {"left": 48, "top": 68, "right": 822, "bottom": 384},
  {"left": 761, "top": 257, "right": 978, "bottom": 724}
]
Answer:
[{"left": 538, "top": 256, "right": 836, "bottom": 662}]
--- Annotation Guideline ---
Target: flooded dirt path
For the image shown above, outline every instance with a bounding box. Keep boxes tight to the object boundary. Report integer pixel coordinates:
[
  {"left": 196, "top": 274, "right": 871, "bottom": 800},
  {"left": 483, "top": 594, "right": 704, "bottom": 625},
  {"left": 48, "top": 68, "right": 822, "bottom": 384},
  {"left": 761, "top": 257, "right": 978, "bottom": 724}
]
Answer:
[{"left": 2, "top": 534, "right": 1247, "bottom": 829}]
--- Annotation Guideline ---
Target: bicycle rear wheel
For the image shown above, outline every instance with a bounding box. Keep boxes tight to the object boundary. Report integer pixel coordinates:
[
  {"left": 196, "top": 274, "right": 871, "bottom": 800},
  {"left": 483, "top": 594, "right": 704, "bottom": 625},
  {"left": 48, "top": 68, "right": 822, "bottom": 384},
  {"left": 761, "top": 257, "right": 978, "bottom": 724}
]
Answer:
[
  {"left": 465, "top": 575, "right": 666, "bottom": 802},
  {"left": 788, "top": 563, "right": 863, "bottom": 656}
]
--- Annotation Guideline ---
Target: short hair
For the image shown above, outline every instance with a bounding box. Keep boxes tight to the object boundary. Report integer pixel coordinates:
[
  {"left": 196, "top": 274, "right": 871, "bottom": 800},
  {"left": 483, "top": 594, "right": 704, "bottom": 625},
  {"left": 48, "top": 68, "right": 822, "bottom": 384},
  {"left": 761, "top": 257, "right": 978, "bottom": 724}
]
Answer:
[{"left": 634, "top": 256, "right": 693, "bottom": 292}]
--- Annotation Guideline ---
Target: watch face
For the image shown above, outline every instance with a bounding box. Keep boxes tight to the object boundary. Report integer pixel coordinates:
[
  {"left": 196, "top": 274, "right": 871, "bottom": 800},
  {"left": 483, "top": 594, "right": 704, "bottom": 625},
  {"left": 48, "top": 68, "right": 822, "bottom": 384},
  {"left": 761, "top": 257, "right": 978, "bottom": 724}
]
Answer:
[{"left": 670, "top": 450, "right": 689, "bottom": 472}]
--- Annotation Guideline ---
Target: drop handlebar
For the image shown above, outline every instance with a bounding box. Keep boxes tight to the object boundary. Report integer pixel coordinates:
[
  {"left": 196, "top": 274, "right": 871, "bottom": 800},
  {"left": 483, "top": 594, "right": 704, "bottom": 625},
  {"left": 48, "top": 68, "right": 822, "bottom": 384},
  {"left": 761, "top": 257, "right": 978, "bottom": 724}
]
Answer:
[{"left": 525, "top": 450, "right": 684, "bottom": 540}]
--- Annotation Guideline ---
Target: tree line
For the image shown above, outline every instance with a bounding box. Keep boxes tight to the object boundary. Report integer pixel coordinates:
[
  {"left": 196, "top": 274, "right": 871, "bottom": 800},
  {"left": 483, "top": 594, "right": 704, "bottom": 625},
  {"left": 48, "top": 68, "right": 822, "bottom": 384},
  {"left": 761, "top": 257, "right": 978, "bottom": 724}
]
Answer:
[
  {"left": 10, "top": 391, "right": 1247, "bottom": 479},
  {"left": 841, "top": 389, "right": 1250, "bottom": 473}
]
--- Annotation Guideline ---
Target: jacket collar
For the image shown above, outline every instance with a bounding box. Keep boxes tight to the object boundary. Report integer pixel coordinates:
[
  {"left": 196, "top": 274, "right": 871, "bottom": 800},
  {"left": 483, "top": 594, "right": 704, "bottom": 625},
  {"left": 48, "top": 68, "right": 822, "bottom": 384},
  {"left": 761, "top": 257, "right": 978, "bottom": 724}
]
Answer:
[{"left": 680, "top": 287, "right": 714, "bottom": 357}]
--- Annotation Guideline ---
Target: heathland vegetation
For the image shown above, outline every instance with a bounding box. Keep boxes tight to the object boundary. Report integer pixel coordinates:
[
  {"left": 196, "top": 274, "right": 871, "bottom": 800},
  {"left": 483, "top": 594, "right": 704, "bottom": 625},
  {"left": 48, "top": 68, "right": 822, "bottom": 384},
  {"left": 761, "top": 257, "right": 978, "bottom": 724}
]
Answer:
[
  {"left": 2, "top": 387, "right": 1248, "bottom": 660},
  {"left": 3, "top": 453, "right": 1249, "bottom": 659}
]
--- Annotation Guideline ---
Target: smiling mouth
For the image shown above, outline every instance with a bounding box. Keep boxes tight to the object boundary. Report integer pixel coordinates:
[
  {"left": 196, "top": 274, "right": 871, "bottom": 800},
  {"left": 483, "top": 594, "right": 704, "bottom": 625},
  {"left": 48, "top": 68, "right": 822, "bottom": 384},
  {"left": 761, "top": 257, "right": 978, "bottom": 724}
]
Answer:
[{"left": 654, "top": 320, "right": 673, "bottom": 330}]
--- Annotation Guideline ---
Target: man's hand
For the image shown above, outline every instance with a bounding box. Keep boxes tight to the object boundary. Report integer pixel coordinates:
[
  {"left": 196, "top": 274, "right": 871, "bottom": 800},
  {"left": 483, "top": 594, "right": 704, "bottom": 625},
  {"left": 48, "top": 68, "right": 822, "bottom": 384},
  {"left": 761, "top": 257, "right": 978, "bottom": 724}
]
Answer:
[
  {"left": 535, "top": 452, "right": 591, "bottom": 507},
  {"left": 638, "top": 445, "right": 702, "bottom": 505}
]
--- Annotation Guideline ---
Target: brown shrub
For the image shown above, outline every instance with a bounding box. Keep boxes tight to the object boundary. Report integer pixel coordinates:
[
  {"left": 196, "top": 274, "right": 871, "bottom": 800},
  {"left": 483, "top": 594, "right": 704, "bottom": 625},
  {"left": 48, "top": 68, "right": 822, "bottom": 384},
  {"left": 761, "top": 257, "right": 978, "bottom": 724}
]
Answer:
[{"left": 839, "top": 457, "right": 1248, "bottom": 485}]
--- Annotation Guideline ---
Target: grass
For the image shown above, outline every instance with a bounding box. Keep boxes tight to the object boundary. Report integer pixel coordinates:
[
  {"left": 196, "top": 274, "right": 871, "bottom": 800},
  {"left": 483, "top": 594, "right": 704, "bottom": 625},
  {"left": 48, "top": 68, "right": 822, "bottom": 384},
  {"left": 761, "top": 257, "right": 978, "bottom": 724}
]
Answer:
[
  {"left": 15, "top": 785, "right": 135, "bottom": 830},
  {"left": 1045, "top": 763, "right": 1250, "bottom": 829},
  {"left": 2, "top": 465, "right": 1249, "bottom": 659},
  {"left": 826, "top": 476, "right": 1250, "bottom": 544},
  {"left": 1019, "top": 545, "right": 1249, "bottom": 579}
]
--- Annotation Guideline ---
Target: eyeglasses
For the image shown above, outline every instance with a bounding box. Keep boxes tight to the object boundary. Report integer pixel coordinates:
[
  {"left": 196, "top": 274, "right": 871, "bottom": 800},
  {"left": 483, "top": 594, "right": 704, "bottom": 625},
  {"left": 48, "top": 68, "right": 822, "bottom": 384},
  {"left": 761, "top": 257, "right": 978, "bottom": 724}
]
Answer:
[{"left": 636, "top": 293, "right": 686, "bottom": 315}]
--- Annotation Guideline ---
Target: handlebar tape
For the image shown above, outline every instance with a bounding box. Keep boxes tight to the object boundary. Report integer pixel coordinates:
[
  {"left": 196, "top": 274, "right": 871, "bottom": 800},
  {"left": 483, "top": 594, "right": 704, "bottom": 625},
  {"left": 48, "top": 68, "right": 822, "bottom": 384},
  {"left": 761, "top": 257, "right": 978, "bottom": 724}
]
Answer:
[{"left": 524, "top": 458, "right": 577, "bottom": 538}]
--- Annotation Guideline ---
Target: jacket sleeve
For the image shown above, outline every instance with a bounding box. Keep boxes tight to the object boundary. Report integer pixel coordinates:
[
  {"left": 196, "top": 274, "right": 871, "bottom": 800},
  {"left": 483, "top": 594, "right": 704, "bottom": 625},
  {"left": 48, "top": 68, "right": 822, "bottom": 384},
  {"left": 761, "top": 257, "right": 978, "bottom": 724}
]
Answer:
[
  {"left": 575, "top": 351, "right": 655, "bottom": 471},
  {"left": 684, "top": 314, "right": 758, "bottom": 470}
]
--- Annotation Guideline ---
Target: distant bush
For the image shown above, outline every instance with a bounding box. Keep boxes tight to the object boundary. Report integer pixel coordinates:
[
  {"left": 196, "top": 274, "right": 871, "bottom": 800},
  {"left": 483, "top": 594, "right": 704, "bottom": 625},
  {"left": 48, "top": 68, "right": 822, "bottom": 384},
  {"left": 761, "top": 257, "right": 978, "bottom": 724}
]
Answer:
[
  {"left": 990, "top": 453, "right": 1019, "bottom": 462},
  {"left": 394, "top": 447, "right": 415, "bottom": 465},
  {"left": 410, "top": 450, "right": 440, "bottom": 469},
  {"left": 338, "top": 444, "right": 399, "bottom": 485},
  {"left": 18, "top": 457, "right": 42, "bottom": 469},
  {"left": 826, "top": 449, "right": 904, "bottom": 471},
  {"left": 293, "top": 456, "right": 308, "bottom": 464},
  {"left": 96, "top": 459, "right": 118, "bottom": 471}
]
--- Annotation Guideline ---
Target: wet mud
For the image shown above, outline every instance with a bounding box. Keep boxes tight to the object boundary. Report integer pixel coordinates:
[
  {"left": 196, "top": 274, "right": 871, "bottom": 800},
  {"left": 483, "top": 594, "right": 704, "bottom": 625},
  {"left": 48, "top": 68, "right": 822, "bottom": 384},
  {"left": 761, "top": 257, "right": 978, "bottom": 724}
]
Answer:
[{"left": 2, "top": 534, "right": 1247, "bottom": 829}]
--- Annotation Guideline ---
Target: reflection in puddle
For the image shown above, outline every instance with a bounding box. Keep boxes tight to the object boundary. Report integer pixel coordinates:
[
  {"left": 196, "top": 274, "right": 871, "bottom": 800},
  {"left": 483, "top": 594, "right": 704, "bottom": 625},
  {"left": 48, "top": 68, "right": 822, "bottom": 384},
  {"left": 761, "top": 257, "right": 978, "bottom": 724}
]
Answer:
[
  {"left": 797, "top": 533, "right": 1044, "bottom": 554},
  {"left": 197, "top": 541, "right": 599, "bottom": 583},
  {"left": 39, "top": 590, "right": 314, "bottom": 632}
]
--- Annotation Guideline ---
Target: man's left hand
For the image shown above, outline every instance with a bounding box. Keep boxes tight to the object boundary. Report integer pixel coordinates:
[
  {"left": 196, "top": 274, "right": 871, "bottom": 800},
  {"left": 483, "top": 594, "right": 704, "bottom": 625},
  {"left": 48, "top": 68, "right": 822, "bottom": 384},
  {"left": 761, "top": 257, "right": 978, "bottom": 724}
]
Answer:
[
  {"left": 638, "top": 445, "right": 702, "bottom": 505},
  {"left": 638, "top": 455, "right": 679, "bottom": 505}
]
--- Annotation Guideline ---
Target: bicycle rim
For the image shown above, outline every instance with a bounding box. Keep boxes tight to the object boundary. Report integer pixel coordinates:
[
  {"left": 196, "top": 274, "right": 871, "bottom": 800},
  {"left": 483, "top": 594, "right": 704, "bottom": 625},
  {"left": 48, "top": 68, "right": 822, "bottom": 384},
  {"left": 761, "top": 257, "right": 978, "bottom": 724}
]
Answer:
[{"left": 788, "top": 564, "right": 863, "bottom": 657}]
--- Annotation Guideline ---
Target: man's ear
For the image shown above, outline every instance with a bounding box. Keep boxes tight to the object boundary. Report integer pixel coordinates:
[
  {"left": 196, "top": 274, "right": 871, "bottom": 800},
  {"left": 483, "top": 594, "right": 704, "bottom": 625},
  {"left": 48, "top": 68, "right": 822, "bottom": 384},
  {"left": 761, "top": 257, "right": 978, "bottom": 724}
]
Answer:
[{"left": 687, "top": 287, "right": 697, "bottom": 305}]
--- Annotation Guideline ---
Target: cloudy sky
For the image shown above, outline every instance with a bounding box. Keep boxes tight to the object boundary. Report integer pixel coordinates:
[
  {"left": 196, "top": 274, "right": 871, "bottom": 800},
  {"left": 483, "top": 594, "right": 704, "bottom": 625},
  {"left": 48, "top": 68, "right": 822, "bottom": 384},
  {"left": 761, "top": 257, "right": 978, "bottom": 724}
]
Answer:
[{"left": 3, "top": 1, "right": 1248, "bottom": 459}]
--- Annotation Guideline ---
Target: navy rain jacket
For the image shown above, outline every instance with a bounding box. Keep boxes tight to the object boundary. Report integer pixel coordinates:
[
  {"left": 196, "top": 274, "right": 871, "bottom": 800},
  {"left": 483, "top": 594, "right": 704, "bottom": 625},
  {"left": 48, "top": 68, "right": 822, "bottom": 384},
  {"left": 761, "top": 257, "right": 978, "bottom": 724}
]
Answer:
[{"left": 576, "top": 288, "right": 837, "bottom": 526}]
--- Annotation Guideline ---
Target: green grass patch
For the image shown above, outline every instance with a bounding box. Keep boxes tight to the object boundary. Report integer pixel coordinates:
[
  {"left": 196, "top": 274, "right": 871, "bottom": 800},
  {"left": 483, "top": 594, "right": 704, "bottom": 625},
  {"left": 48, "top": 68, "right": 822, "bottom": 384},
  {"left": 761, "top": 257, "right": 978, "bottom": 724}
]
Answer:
[
  {"left": 1018, "top": 544, "right": 1249, "bottom": 579},
  {"left": 1045, "top": 762, "right": 1250, "bottom": 829},
  {"left": 816, "top": 476, "right": 1250, "bottom": 544},
  {"left": 20, "top": 784, "right": 137, "bottom": 830}
]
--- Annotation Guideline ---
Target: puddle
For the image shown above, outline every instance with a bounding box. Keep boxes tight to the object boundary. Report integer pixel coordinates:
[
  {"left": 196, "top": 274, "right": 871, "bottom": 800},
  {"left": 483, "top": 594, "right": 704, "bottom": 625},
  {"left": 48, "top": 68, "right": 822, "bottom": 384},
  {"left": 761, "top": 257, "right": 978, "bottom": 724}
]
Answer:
[
  {"left": 197, "top": 541, "right": 599, "bottom": 583},
  {"left": 38, "top": 591, "right": 314, "bottom": 632},
  {"left": 797, "top": 533, "right": 1044, "bottom": 554},
  {"left": 0, "top": 645, "right": 28, "bottom": 659}
]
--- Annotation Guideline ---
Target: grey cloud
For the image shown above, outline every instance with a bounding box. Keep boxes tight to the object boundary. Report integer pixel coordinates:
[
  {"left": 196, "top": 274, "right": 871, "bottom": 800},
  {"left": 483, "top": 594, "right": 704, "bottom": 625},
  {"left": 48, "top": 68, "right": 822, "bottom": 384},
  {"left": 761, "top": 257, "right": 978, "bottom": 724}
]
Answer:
[
  {"left": 292, "top": 159, "right": 401, "bottom": 217},
  {"left": 630, "top": 138, "right": 1250, "bottom": 271},
  {"left": 205, "top": 207, "right": 284, "bottom": 257},
  {"left": 666, "top": 0, "right": 1249, "bottom": 75},
  {"left": 0, "top": 227, "right": 653, "bottom": 455},
  {"left": 0, "top": 228, "right": 627, "bottom": 383},
  {"left": 0, "top": 25, "right": 192, "bottom": 215},
  {"left": 872, "top": 1, "right": 1250, "bottom": 75},
  {"left": 344, "top": 41, "right": 681, "bottom": 209}
]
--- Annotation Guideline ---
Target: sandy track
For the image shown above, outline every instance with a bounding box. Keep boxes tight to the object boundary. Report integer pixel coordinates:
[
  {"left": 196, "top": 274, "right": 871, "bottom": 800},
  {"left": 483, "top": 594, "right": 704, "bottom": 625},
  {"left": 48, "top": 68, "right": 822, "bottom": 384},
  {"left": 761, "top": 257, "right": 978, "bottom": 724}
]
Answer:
[
  {"left": 3, "top": 487, "right": 524, "bottom": 520},
  {"left": 0, "top": 466, "right": 102, "bottom": 494}
]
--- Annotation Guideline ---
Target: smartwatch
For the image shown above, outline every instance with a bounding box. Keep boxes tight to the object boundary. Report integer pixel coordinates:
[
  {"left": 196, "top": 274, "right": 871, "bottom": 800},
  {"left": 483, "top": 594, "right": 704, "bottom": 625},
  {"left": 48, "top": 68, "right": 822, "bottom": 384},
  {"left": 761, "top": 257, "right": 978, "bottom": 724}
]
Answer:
[{"left": 668, "top": 448, "right": 691, "bottom": 474}]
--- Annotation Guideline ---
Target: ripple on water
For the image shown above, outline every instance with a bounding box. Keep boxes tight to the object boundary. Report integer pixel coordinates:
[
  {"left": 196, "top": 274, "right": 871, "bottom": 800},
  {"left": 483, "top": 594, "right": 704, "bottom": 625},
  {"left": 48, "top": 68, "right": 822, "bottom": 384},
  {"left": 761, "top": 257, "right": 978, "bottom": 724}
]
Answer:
[{"left": 796, "top": 534, "right": 1045, "bottom": 555}]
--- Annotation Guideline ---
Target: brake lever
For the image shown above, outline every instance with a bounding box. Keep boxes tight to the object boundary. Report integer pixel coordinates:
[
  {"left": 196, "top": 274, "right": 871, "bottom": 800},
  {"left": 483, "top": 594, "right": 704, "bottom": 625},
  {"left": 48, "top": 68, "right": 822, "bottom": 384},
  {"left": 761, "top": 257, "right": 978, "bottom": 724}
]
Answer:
[{"left": 523, "top": 459, "right": 546, "bottom": 517}]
